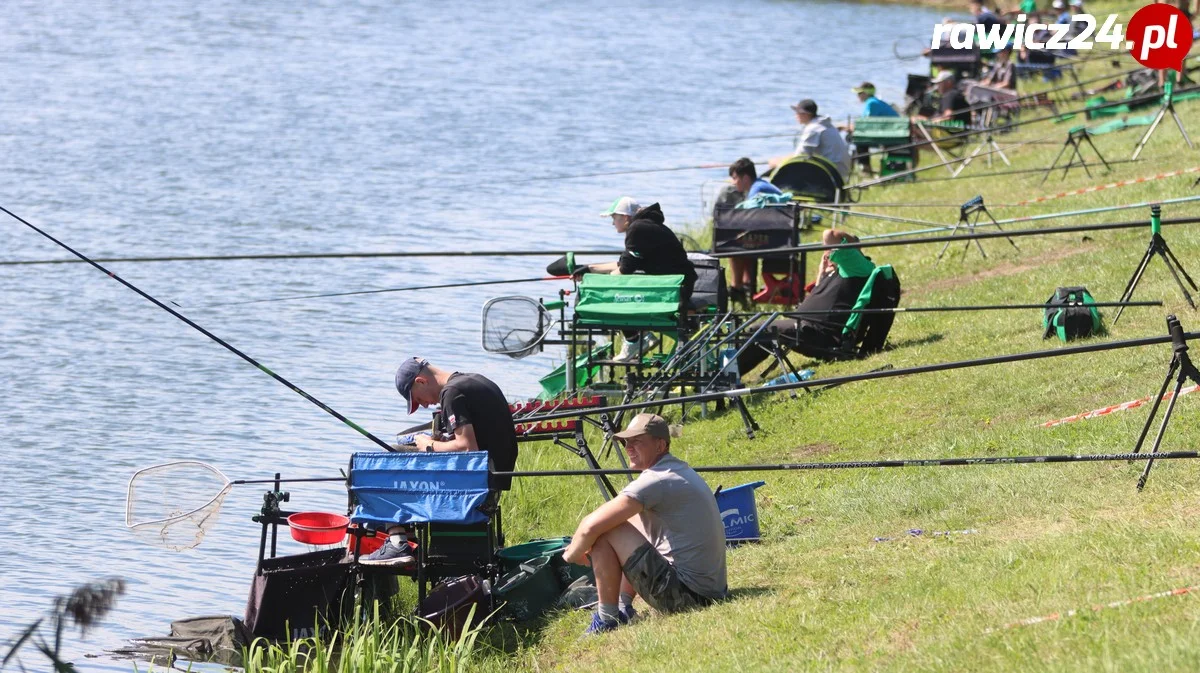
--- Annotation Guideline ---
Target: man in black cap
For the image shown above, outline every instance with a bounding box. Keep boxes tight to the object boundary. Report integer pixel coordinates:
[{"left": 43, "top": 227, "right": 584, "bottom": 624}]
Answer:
[
  {"left": 770, "top": 98, "right": 852, "bottom": 180},
  {"left": 362, "top": 357, "right": 518, "bottom": 566},
  {"left": 562, "top": 413, "right": 727, "bottom": 635}
]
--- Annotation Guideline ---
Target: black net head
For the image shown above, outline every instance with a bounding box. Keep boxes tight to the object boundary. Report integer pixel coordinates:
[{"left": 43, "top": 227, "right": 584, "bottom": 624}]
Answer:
[{"left": 481, "top": 296, "right": 549, "bottom": 359}]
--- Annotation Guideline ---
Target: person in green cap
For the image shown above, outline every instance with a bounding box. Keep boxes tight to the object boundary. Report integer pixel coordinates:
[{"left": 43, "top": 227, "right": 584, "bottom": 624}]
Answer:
[{"left": 839, "top": 82, "right": 900, "bottom": 176}]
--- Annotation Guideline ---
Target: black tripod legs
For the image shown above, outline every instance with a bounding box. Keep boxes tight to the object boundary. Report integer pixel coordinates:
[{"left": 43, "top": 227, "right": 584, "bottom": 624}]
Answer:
[
  {"left": 1114, "top": 235, "right": 1199, "bottom": 325},
  {"left": 1132, "top": 315, "right": 1200, "bottom": 491}
]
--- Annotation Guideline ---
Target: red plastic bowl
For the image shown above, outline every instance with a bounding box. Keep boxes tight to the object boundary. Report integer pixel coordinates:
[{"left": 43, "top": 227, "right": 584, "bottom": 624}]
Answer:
[{"left": 287, "top": 512, "right": 349, "bottom": 545}]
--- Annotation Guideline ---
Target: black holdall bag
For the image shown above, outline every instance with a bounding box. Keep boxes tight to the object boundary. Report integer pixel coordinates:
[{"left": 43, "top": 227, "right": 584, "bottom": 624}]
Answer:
[{"left": 1042, "top": 286, "right": 1103, "bottom": 342}]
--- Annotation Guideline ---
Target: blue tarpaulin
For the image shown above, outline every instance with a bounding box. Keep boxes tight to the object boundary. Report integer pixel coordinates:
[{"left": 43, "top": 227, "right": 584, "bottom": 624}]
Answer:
[{"left": 349, "top": 451, "right": 492, "bottom": 526}]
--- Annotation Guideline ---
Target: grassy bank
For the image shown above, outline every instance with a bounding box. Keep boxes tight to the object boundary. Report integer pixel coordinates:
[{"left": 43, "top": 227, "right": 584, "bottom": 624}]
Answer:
[
  {"left": 245, "top": 5, "right": 1200, "bottom": 670},
  {"left": 474, "top": 20, "right": 1200, "bottom": 672}
]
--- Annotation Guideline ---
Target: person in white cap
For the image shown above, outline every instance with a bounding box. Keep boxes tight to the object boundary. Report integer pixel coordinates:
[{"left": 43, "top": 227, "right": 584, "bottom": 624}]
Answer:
[
  {"left": 584, "top": 198, "right": 698, "bottom": 362},
  {"left": 562, "top": 413, "right": 727, "bottom": 635}
]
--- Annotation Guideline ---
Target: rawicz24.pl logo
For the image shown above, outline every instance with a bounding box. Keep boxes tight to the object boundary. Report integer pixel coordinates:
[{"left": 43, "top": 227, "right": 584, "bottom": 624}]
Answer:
[{"left": 930, "top": 3, "right": 1192, "bottom": 69}]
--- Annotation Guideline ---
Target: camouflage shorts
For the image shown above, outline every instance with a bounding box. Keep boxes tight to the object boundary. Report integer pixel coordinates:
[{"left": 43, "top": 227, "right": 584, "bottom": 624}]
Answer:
[{"left": 622, "top": 543, "right": 714, "bottom": 614}]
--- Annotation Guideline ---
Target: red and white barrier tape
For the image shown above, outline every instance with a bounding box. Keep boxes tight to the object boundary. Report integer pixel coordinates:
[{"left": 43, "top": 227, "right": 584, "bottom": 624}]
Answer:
[
  {"left": 1041, "top": 385, "right": 1200, "bottom": 428},
  {"left": 1011, "top": 167, "right": 1200, "bottom": 207},
  {"left": 988, "top": 584, "right": 1200, "bottom": 633}
]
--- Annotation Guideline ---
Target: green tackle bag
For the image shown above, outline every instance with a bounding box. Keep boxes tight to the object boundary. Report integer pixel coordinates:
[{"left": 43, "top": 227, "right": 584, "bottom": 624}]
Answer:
[{"left": 1042, "top": 286, "right": 1102, "bottom": 342}]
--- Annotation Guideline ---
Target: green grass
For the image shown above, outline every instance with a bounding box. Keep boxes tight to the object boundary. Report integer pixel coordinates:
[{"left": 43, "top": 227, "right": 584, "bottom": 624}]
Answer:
[
  {"left": 469, "top": 16, "right": 1200, "bottom": 671},
  {"left": 239, "top": 9, "right": 1200, "bottom": 669}
]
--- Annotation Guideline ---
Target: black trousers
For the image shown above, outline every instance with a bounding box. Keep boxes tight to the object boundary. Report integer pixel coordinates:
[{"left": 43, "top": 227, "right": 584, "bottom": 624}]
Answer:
[{"left": 736, "top": 318, "right": 838, "bottom": 374}]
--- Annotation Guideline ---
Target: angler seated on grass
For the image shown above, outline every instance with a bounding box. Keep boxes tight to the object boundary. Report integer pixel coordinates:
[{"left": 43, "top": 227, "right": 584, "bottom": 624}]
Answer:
[
  {"left": 562, "top": 413, "right": 728, "bottom": 635},
  {"left": 735, "top": 228, "right": 877, "bottom": 377},
  {"left": 579, "top": 197, "right": 698, "bottom": 363},
  {"left": 360, "top": 357, "right": 518, "bottom": 566}
]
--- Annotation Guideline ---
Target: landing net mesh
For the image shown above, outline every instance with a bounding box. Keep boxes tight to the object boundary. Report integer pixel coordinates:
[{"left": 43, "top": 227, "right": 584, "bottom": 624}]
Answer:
[
  {"left": 482, "top": 296, "right": 548, "bottom": 359},
  {"left": 126, "top": 461, "right": 232, "bottom": 551}
]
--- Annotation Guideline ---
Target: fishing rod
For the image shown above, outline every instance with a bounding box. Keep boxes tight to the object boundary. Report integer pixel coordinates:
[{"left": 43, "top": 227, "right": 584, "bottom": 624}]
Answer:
[
  {"left": 131, "top": 445, "right": 1200, "bottom": 553},
  {"left": 755, "top": 300, "right": 1162, "bottom": 318},
  {"left": 850, "top": 128, "right": 1066, "bottom": 188},
  {"left": 200, "top": 275, "right": 570, "bottom": 309},
  {"left": 713, "top": 214, "right": 1200, "bottom": 258},
  {"left": 519, "top": 327, "right": 1200, "bottom": 424},
  {"left": 852, "top": 195, "right": 1200, "bottom": 242},
  {"left": 212, "top": 448, "right": 1200, "bottom": 481},
  {"left": 0, "top": 249, "right": 624, "bottom": 267},
  {"left": 491, "top": 160, "right": 770, "bottom": 186},
  {"left": 494, "top": 450, "right": 1200, "bottom": 478},
  {"left": 863, "top": 158, "right": 1142, "bottom": 187},
  {"left": 818, "top": 166, "right": 1200, "bottom": 209},
  {"left": 0, "top": 205, "right": 397, "bottom": 453}
]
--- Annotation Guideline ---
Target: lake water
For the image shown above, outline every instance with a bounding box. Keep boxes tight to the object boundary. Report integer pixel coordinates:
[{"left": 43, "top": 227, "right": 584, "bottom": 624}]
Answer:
[{"left": 0, "top": 0, "right": 943, "bottom": 668}]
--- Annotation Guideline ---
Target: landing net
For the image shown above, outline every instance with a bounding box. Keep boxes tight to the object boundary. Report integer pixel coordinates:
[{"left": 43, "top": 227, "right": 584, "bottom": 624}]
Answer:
[
  {"left": 126, "top": 461, "right": 232, "bottom": 551},
  {"left": 482, "top": 296, "right": 550, "bottom": 359}
]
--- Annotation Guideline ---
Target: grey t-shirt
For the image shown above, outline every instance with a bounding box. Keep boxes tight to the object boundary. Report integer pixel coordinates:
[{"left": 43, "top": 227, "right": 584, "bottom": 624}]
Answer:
[{"left": 620, "top": 453, "right": 728, "bottom": 599}]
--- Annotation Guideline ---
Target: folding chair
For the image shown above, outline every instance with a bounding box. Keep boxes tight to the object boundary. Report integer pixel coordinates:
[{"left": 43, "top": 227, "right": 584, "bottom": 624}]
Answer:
[
  {"left": 853, "top": 117, "right": 914, "bottom": 179},
  {"left": 347, "top": 451, "right": 501, "bottom": 602},
  {"left": 771, "top": 264, "right": 902, "bottom": 364},
  {"left": 712, "top": 203, "right": 804, "bottom": 306}
]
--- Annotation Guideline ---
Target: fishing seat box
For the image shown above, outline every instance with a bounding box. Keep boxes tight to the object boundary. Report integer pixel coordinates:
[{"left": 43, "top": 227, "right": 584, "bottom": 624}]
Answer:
[{"left": 243, "top": 548, "right": 355, "bottom": 641}]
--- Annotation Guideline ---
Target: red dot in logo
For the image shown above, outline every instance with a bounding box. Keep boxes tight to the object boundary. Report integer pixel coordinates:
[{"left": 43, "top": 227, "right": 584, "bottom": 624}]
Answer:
[{"left": 1127, "top": 3, "right": 1193, "bottom": 70}]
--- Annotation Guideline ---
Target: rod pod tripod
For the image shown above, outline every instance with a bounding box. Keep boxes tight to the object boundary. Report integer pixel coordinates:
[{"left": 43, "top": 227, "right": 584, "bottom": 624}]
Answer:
[
  {"left": 1132, "top": 315, "right": 1200, "bottom": 490},
  {"left": 1132, "top": 70, "right": 1194, "bottom": 161},
  {"left": 1041, "top": 126, "right": 1111, "bottom": 184},
  {"left": 935, "top": 196, "right": 1019, "bottom": 265},
  {"left": 1114, "top": 205, "right": 1198, "bottom": 325}
]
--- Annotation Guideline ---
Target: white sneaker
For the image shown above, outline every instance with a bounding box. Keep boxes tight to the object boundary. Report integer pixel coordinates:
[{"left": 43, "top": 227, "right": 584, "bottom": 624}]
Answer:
[
  {"left": 614, "top": 334, "right": 660, "bottom": 363},
  {"left": 614, "top": 338, "right": 642, "bottom": 363}
]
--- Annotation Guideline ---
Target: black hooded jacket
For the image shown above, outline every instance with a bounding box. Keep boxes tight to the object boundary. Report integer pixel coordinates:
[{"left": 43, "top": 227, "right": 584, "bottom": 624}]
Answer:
[{"left": 617, "top": 203, "right": 697, "bottom": 291}]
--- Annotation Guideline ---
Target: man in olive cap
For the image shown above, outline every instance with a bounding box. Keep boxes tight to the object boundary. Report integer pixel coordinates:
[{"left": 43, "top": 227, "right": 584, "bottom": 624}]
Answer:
[{"left": 562, "top": 413, "right": 727, "bottom": 634}]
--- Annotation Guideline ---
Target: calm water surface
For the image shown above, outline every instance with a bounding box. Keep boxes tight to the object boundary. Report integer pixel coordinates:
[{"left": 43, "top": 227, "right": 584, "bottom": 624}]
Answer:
[{"left": 0, "top": 0, "right": 942, "bottom": 668}]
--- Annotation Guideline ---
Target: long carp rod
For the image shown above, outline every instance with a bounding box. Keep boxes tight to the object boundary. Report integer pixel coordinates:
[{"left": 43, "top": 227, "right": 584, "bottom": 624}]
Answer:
[
  {"left": 494, "top": 451, "right": 1200, "bottom": 479},
  {"left": 518, "top": 327, "right": 1200, "bottom": 424},
  {"left": 712, "top": 214, "right": 1200, "bottom": 258},
  {"left": 751, "top": 300, "right": 1162, "bottom": 318},
  {"left": 843, "top": 195, "right": 1200, "bottom": 242},
  {"left": 0, "top": 205, "right": 398, "bottom": 453},
  {"left": 0, "top": 248, "right": 624, "bottom": 267},
  {"left": 224, "top": 450, "right": 1200, "bottom": 484},
  {"left": 200, "top": 275, "right": 571, "bottom": 308}
]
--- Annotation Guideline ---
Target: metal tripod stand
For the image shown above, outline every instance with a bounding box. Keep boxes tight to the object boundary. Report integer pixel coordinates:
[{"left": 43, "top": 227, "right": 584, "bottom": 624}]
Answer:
[
  {"left": 935, "top": 196, "right": 1020, "bottom": 265},
  {"left": 1132, "top": 315, "right": 1200, "bottom": 491},
  {"left": 1132, "top": 70, "right": 1194, "bottom": 161},
  {"left": 1041, "top": 126, "right": 1111, "bottom": 183},
  {"left": 1113, "top": 205, "right": 1198, "bottom": 325}
]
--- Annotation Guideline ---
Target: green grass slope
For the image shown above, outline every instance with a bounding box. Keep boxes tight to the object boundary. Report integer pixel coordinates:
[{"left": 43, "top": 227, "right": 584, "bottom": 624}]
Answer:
[{"left": 476, "top": 19, "right": 1200, "bottom": 672}]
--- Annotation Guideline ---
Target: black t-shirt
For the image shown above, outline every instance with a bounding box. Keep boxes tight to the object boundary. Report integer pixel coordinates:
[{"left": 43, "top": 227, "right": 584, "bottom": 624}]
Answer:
[
  {"left": 436, "top": 372, "right": 518, "bottom": 490},
  {"left": 796, "top": 273, "right": 870, "bottom": 337},
  {"left": 939, "top": 89, "right": 972, "bottom": 126}
]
